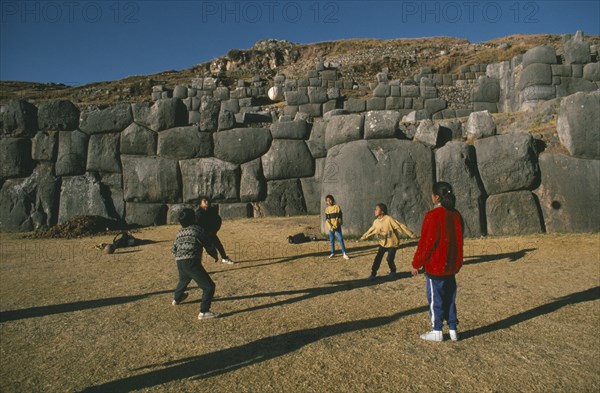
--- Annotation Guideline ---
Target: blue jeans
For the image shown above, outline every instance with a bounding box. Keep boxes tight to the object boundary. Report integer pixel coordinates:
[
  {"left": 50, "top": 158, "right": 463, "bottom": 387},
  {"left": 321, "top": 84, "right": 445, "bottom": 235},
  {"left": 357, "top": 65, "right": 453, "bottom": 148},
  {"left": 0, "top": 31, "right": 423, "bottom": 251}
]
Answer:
[
  {"left": 426, "top": 274, "right": 458, "bottom": 331},
  {"left": 329, "top": 228, "right": 347, "bottom": 254}
]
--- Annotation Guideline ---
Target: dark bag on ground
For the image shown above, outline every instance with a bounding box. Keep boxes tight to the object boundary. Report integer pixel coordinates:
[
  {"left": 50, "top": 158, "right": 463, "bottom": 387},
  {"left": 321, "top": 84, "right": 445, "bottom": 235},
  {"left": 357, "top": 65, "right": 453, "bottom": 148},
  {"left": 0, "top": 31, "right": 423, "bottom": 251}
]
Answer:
[
  {"left": 288, "top": 233, "right": 317, "bottom": 244},
  {"left": 112, "top": 231, "right": 137, "bottom": 248}
]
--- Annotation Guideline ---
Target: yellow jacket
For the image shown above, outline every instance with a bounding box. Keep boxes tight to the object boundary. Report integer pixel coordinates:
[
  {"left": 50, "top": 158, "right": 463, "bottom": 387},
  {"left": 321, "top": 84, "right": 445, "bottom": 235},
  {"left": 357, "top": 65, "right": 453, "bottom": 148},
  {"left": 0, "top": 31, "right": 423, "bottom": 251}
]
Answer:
[
  {"left": 325, "top": 204, "right": 343, "bottom": 231},
  {"left": 360, "top": 215, "right": 415, "bottom": 248}
]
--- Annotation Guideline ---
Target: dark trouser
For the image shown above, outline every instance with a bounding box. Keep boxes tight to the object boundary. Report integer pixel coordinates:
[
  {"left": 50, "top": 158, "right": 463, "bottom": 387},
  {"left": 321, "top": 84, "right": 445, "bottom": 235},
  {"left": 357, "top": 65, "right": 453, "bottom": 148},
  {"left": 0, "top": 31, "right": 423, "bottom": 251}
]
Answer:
[
  {"left": 426, "top": 274, "right": 458, "bottom": 331},
  {"left": 371, "top": 246, "right": 397, "bottom": 275},
  {"left": 212, "top": 234, "right": 228, "bottom": 259},
  {"left": 174, "top": 258, "right": 215, "bottom": 313}
]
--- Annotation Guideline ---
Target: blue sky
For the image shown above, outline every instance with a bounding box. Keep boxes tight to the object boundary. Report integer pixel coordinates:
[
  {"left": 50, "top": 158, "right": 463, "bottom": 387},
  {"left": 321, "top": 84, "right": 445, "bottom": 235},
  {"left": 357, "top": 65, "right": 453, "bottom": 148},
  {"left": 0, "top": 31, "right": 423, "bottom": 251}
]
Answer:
[{"left": 1, "top": 0, "right": 599, "bottom": 85}]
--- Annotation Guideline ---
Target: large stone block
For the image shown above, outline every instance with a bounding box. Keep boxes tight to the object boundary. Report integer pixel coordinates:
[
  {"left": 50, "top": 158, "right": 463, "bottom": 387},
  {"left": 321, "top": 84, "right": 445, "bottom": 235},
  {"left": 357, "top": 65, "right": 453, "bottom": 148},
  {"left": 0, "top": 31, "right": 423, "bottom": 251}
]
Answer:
[
  {"left": 556, "top": 90, "right": 600, "bottom": 159},
  {"left": 563, "top": 35, "right": 591, "bottom": 64},
  {"left": 521, "top": 85, "right": 556, "bottom": 101},
  {"left": 240, "top": 158, "right": 266, "bottom": 202},
  {"left": 37, "top": 100, "right": 79, "bottom": 131},
  {"left": 471, "top": 77, "right": 501, "bottom": 103},
  {"left": 0, "top": 138, "right": 32, "bottom": 179},
  {"left": 364, "top": 110, "right": 400, "bottom": 139},
  {"left": 86, "top": 133, "right": 121, "bottom": 173},
  {"left": 256, "top": 179, "right": 306, "bottom": 216},
  {"left": 522, "top": 46, "right": 558, "bottom": 68},
  {"left": 79, "top": 103, "right": 132, "bottom": 134},
  {"left": 0, "top": 164, "right": 60, "bottom": 231},
  {"left": 424, "top": 98, "right": 447, "bottom": 114},
  {"left": 435, "top": 142, "right": 485, "bottom": 237},
  {"left": 556, "top": 77, "right": 597, "bottom": 97},
  {"left": 100, "top": 173, "right": 124, "bottom": 220},
  {"left": 519, "top": 63, "right": 552, "bottom": 90},
  {"left": 534, "top": 153, "right": 600, "bottom": 233},
  {"left": 325, "top": 114, "right": 364, "bottom": 149},
  {"left": 121, "top": 155, "right": 181, "bottom": 203},
  {"left": 199, "top": 96, "right": 221, "bottom": 131},
  {"left": 58, "top": 173, "right": 114, "bottom": 224},
  {"left": 55, "top": 130, "right": 89, "bottom": 176},
  {"left": 306, "top": 119, "right": 327, "bottom": 158},
  {"left": 300, "top": 157, "right": 326, "bottom": 214},
  {"left": 285, "top": 91, "right": 309, "bottom": 105},
  {"left": 583, "top": 63, "right": 600, "bottom": 81},
  {"left": 179, "top": 157, "right": 239, "bottom": 203},
  {"left": 343, "top": 98, "right": 366, "bottom": 113},
  {"left": 321, "top": 139, "right": 434, "bottom": 235},
  {"left": 414, "top": 120, "right": 439, "bottom": 148},
  {"left": 401, "top": 84, "right": 420, "bottom": 97},
  {"left": 261, "top": 140, "right": 315, "bottom": 180},
  {"left": 465, "top": 110, "right": 496, "bottom": 140},
  {"left": 475, "top": 133, "right": 539, "bottom": 195},
  {"left": 31, "top": 131, "right": 57, "bottom": 162},
  {"left": 119, "top": 123, "right": 157, "bottom": 156},
  {"left": 486, "top": 191, "right": 543, "bottom": 236},
  {"left": 218, "top": 203, "right": 253, "bottom": 219},
  {"left": 1, "top": 100, "right": 38, "bottom": 137},
  {"left": 157, "top": 126, "right": 213, "bottom": 159},
  {"left": 132, "top": 98, "right": 188, "bottom": 132},
  {"left": 270, "top": 120, "right": 310, "bottom": 139},
  {"left": 125, "top": 203, "right": 168, "bottom": 226},
  {"left": 213, "top": 128, "right": 272, "bottom": 164}
]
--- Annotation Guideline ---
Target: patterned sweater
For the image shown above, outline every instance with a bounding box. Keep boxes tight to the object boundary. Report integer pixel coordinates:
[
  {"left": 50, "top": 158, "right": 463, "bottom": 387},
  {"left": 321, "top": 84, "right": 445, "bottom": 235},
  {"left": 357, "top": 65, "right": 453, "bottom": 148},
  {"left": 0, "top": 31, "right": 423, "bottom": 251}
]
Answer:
[{"left": 171, "top": 225, "right": 211, "bottom": 261}]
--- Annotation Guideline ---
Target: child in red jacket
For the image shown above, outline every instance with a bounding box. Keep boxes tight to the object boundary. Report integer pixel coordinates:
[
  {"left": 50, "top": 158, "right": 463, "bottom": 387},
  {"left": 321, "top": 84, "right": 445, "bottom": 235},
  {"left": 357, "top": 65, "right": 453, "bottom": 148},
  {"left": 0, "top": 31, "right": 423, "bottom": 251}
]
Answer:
[{"left": 412, "top": 182, "right": 463, "bottom": 342}]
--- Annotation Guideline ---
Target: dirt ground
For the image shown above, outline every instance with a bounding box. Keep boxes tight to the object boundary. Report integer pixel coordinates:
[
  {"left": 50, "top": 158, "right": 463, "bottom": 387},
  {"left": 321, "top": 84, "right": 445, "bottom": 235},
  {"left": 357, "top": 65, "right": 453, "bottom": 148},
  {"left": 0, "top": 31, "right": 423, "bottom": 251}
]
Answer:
[{"left": 1, "top": 216, "right": 598, "bottom": 392}]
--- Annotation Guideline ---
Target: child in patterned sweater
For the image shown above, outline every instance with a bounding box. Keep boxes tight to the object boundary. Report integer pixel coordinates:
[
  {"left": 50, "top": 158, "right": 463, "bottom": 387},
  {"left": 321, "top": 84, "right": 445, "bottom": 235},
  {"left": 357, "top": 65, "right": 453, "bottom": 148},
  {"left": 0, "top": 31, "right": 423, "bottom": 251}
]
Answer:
[{"left": 171, "top": 208, "right": 219, "bottom": 320}]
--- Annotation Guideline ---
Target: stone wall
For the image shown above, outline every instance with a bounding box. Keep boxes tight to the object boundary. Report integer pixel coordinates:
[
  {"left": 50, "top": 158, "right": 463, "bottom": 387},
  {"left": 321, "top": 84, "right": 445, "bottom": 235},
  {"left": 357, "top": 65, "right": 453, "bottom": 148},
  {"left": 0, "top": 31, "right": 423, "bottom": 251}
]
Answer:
[{"left": 1, "top": 31, "right": 598, "bottom": 236}]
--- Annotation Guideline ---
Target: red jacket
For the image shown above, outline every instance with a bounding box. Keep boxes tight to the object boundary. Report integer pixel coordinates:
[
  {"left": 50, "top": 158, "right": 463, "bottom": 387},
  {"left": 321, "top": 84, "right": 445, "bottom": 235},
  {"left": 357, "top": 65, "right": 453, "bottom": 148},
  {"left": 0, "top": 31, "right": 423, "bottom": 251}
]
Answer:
[{"left": 412, "top": 206, "right": 463, "bottom": 276}]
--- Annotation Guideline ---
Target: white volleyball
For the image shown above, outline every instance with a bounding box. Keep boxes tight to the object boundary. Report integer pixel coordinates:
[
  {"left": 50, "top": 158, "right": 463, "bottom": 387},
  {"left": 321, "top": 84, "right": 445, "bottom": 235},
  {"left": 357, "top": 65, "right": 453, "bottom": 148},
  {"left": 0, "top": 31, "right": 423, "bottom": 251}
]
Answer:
[{"left": 268, "top": 86, "right": 284, "bottom": 101}]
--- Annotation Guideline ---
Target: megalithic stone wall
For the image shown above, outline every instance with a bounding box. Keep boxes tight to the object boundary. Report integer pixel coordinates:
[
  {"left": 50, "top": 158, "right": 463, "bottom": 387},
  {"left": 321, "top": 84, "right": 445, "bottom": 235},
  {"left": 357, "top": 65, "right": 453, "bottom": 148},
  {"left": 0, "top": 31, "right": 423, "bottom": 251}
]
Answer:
[{"left": 1, "top": 31, "right": 598, "bottom": 236}]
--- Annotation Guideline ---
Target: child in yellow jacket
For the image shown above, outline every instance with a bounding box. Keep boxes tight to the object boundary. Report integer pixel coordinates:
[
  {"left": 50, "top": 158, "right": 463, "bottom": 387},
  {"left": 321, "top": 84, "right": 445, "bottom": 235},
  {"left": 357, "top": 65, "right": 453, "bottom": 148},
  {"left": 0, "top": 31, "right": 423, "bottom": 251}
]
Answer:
[
  {"left": 325, "top": 195, "right": 349, "bottom": 259},
  {"left": 361, "top": 203, "right": 416, "bottom": 281}
]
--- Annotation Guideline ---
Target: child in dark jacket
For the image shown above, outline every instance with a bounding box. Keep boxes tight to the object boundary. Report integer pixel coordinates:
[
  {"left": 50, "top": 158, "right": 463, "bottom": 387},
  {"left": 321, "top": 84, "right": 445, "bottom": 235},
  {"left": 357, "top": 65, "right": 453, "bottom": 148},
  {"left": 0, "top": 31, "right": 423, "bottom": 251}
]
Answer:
[
  {"left": 172, "top": 208, "right": 219, "bottom": 320},
  {"left": 412, "top": 182, "right": 463, "bottom": 341},
  {"left": 195, "top": 196, "right": 234, "bottom": 265}
]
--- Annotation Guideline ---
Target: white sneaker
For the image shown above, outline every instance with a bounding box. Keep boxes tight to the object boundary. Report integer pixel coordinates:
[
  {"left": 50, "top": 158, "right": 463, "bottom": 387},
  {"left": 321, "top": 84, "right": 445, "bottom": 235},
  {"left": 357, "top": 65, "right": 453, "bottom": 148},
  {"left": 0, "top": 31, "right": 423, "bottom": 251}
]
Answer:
[
  {"left": 343, "top": 254, "right": 350, "bottom": 260},
  {"left": 420, "top": 330, "right": 443, "bottom": 342},
  {"left": 171, "top": 292, "right": 188, "bottom": 306},
  {"left": 198, "top": 311, "right": 220, "bottom": 320},
  {"left": 221, "top": 258, "right": 234, "bottom": 265},
  {"left": 328, "top": 253, "right": 335, "bottom": 259},
  {"left": 449, "top": 329, "right": 459, "bottom": 341}
]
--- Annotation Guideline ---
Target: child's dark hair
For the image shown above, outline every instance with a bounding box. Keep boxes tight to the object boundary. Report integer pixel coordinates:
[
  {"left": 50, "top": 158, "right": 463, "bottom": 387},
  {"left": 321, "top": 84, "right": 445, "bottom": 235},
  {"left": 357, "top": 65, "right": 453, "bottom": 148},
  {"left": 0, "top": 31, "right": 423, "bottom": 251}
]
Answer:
[
  {"left": 376, "top": 203, "right": 388, "bottom": 215},
  {"left": 433, "top": 181, "right": 456, "bottom": 210},
  {"left": 325, "top": 194, "right": 335, "bottom": 203},
  {"left": 178, "top": 208, "right": 196, "bottom": 227},
  {"left": 198, "top": 195, "right": 210, "bottom": 203}
]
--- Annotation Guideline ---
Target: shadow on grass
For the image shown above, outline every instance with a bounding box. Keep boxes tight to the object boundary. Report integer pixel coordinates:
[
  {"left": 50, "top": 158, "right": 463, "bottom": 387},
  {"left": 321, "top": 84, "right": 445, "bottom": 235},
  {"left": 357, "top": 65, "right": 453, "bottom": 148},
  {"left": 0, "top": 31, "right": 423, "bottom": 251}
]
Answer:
[
  {"left": 81, "top": 305, "right": 428, "bottom": 392},
  {"left": 0, "top": 289, "right": 173, "bottom": 323},
  {"left": 210, "top": 244, "right": 380, "bottom": 274},
  {"left": 211, "top": 275, "right": 411, "bottom": 317},
  {"left": 461, "top": 286, "right": 600, "bottom": 340},
  {"left": 463, "top": 248, "right": 537, "bottom": 265}
]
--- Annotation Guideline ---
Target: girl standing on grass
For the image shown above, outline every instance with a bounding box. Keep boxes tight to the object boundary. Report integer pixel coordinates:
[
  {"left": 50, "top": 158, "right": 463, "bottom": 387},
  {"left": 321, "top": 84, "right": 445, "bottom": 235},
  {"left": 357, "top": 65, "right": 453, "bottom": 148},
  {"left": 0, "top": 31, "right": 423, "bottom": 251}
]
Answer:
[
  {"left": 325, "top": 195, "right": 350, "bottom": 260},
  {"left": 360, "top": 203, "right": 416, "bottom": 281},
  {"left": 412, "top": 182, "right": 464, "bottom": 342}
]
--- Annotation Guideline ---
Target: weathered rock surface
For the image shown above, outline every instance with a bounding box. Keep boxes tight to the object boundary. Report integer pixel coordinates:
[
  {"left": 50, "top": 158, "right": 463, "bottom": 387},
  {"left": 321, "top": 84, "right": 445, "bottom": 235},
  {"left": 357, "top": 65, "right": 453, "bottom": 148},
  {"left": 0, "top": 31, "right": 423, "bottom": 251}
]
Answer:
[
  {"left": 321, "top": 139, "right": 434, "bottom": 235},
  {"left": 486, "top": 191, "right": 544, "bottom": 236},
  {"left": 534, "top": 153, "right": 600, "bottom": 233}
]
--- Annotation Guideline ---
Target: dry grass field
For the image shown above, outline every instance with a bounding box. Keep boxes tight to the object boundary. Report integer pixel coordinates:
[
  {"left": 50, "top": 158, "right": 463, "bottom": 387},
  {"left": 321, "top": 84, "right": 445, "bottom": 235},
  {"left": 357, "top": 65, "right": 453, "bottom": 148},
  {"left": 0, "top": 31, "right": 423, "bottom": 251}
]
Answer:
[{"left": 1, "top": 216, "right": 598, "bottom": 392}]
